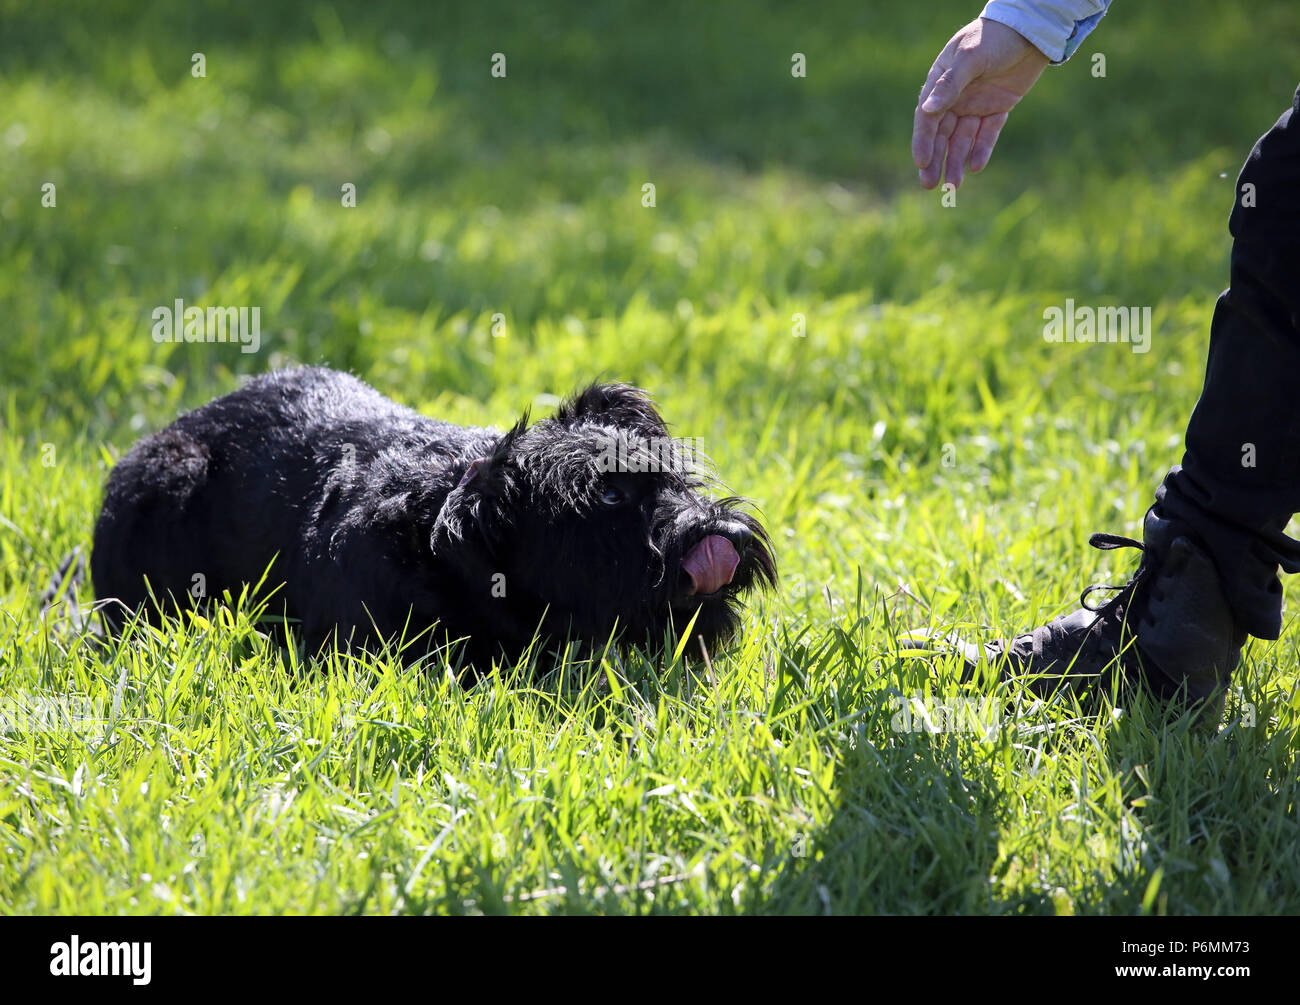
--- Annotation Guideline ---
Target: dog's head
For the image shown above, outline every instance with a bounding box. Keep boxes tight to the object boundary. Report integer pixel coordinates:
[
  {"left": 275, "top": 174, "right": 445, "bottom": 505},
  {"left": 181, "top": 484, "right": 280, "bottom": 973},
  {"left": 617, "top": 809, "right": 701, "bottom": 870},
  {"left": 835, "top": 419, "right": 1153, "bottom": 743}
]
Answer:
[{"left": 431, "top": 383, "right": 776, "bottom": 657}]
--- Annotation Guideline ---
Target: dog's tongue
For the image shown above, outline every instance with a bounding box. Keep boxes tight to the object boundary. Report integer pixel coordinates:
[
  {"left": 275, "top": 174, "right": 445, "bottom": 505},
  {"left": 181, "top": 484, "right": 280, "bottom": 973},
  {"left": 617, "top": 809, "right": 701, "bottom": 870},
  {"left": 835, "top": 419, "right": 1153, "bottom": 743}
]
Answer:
[{"left": 681, "top": 536, "right": 740, "bottom": 596}]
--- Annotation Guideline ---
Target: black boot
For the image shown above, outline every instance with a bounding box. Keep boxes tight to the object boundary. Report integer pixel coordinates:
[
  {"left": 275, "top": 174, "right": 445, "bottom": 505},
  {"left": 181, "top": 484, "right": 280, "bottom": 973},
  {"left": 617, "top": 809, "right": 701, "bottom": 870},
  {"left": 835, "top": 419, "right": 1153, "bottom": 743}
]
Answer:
[{"left": 919, "top": 509, "right": 1245, "bottom": 719}]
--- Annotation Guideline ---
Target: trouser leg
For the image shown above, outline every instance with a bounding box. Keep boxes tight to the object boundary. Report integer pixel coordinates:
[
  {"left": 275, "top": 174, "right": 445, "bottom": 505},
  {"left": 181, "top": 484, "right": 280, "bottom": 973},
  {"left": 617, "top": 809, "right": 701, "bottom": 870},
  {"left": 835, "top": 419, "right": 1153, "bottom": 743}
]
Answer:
[{"left": 1155, "top": 84, "right": 1300, "bottom": 642}]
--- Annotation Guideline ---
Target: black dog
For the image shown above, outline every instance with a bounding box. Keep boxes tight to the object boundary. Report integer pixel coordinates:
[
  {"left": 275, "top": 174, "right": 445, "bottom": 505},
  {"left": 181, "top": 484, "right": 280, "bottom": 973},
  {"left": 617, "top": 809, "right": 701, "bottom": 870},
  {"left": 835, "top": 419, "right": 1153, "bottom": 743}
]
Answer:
[{"left": 90, "top": 367, "right": 775, "bottom": 668}]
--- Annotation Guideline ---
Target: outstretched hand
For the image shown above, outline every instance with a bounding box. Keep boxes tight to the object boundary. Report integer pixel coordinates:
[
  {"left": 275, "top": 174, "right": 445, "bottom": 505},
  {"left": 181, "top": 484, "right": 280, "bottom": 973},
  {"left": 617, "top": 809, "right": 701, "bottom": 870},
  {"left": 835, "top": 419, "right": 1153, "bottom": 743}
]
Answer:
[{"left": 911, "top": 18, "right": 1050, "bottom": 189}]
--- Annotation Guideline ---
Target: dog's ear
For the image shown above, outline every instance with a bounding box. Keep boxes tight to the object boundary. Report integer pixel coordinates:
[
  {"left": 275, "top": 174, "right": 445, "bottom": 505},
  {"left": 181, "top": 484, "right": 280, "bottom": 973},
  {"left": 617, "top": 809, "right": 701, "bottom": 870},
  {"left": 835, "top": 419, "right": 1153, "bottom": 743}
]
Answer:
[
  {"left": 554, "top": 383, "right": 668, "bottom": 434},
  {"left": 429, "top": 417, "right": 526, "bottom": 560}
]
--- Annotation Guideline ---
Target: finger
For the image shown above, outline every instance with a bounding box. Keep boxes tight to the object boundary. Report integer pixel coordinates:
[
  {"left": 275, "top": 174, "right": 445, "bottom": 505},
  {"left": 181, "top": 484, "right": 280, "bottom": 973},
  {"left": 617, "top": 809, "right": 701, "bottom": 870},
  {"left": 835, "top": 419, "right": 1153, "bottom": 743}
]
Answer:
[
  {"left": 969, "top": 112, "right": 1009, "bottom": 173},
  {"left": 944, "top": 115, "right": 981, "bottom": 188},
  {"left": 912, "top": 61, "right": 947, "bottom": 167},
  {"left": 919, "top": 112, "right": 956, "bottom": 189},
  {"left": 920, "top": 53, "right": 977, "bottom": 116},
  {"left": 916, "top": 56, "right": 946, "bottom": 112},
  {"left": 915, "top": 31, "right": 962, "bottom": 114},
  {"left": 912, "top": 99, "right": 941, "bottom": 169}
]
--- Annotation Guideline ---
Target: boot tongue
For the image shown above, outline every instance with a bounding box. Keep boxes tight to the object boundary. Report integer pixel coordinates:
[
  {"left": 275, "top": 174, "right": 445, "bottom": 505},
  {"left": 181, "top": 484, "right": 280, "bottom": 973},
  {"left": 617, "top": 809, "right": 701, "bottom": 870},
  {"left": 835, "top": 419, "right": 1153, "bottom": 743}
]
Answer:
[{"left": 682, "top": 536, "right": 740, "bottom": 596}]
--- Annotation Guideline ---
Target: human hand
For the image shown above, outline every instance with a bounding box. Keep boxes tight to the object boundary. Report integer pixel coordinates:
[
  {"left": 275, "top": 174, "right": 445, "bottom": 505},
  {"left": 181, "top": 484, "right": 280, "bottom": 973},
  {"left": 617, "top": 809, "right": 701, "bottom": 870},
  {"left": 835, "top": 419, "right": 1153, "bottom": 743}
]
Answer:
[{"left": 911, "top": 17, "right": 1050, "bottom": 189}]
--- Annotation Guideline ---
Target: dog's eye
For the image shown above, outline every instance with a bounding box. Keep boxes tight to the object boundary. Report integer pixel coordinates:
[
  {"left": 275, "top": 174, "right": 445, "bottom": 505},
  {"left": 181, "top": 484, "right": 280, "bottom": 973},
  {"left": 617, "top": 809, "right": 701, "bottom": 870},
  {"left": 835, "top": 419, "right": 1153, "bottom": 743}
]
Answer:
[{"left": 600, "top": 487, "right": 627, "bottom": 507}]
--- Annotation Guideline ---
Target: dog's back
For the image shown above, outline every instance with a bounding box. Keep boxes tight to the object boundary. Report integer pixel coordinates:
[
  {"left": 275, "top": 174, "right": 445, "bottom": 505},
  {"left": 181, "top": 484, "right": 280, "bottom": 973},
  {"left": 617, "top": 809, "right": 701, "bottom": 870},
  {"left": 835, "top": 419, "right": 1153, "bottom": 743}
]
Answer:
[{"left": 90, "top": 367, "right": 460, "bottom": 637}]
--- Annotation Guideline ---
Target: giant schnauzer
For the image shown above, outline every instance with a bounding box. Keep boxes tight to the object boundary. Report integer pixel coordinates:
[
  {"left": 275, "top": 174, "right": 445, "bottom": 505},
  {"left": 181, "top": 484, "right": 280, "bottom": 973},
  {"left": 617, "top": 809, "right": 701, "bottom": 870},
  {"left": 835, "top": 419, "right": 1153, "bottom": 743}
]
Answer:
[{"left": 90, "top": 367, "right": 776, "bottom": 669}]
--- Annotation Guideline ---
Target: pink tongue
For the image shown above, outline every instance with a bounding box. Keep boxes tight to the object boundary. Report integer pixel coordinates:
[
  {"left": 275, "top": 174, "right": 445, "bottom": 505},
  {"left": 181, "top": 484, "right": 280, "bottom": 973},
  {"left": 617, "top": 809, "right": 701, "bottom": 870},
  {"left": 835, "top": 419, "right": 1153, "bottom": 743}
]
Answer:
[{"left": 681, "top": 535, "right": 741, "bottom": 596}]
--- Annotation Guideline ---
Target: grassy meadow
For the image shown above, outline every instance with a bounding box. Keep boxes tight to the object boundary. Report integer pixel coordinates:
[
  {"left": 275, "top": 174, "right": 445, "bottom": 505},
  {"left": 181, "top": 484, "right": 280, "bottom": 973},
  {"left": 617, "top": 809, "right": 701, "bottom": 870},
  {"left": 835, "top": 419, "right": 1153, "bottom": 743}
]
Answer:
[{"left": 1, "top": 0, "right": 1299, "bottom": 914}]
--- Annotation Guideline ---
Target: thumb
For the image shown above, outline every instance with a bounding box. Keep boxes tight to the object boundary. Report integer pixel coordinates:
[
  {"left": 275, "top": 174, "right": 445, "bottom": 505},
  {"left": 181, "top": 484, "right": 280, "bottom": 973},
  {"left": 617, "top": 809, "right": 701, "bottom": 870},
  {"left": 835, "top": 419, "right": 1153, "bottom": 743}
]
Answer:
[{"left": 920, "top": 56, "right": 977, "bottom": 115}]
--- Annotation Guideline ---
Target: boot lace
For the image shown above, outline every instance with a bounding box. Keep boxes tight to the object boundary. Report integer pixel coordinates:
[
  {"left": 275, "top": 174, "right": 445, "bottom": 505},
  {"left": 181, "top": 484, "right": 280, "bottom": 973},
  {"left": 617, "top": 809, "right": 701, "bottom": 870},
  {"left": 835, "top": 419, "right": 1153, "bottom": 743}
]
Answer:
[{"left": 1079, "top": 533, "right": 1148, "bottom": 613}]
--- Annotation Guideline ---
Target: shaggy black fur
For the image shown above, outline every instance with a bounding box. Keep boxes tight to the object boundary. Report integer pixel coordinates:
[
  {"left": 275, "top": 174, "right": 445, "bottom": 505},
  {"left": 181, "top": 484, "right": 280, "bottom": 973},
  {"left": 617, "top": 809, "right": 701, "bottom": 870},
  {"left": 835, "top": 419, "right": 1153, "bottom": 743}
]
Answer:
[{"left": 90, "top": 367, "right": 776, "bottom": 668}]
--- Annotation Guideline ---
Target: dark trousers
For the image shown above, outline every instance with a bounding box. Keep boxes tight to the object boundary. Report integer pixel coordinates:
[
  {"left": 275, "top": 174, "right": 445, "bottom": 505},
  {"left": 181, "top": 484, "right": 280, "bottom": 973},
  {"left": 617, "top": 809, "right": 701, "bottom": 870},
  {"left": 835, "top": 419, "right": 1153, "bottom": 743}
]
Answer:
[{"left": 1157, "top": 84, "right": 1300, "bottom": 640}]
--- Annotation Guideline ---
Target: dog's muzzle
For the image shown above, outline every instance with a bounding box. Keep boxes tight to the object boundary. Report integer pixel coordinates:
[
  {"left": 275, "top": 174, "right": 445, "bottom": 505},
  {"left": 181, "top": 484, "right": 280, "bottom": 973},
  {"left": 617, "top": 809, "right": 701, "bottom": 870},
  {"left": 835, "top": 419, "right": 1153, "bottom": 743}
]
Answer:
[{"left": 679, "top": 521, "right": 754, "bottom": 597}]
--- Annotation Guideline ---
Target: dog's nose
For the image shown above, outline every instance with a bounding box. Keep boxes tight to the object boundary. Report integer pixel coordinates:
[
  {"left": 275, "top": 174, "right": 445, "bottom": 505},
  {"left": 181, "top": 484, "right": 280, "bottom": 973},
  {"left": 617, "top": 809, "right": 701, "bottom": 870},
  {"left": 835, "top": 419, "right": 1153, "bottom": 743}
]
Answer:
[{"left": 716, "top": 522, "right": 753, "bottom": 550}]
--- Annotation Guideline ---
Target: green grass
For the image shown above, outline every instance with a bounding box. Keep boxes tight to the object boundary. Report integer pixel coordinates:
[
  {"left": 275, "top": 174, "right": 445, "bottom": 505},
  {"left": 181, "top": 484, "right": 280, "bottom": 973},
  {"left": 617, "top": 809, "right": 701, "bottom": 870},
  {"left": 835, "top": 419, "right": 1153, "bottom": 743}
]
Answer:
[{"left": 2, "top": 0, "right": 1299, "bottom": 914}]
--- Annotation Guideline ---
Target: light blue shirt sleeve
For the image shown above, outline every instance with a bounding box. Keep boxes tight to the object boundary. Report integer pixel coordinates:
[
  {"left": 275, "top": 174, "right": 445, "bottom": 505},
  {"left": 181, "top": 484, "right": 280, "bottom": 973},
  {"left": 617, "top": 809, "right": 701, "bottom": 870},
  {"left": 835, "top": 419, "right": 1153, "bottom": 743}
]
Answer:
[{"left": 980, "top": 0, "right": 1112, "bottom": 63}]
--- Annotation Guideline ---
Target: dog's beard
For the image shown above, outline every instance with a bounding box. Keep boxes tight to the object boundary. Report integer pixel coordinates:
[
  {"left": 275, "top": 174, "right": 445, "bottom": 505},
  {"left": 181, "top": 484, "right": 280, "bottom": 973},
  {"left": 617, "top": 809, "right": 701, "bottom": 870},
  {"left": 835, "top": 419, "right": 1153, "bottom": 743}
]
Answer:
[
  {"left": 645, "top": 504, "right": 777, "bottom": 651},
  {"left": 511, "top": 507, "right": 774, "bottom": 660}
]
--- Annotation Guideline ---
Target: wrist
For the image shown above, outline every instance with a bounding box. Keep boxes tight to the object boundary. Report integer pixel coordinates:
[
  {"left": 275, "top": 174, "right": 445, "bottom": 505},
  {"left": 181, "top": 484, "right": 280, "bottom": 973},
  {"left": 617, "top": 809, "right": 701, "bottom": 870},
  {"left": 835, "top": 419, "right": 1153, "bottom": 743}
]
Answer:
[{"left": 979, "top": 5, "right": 1067, "bottom": 62}]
